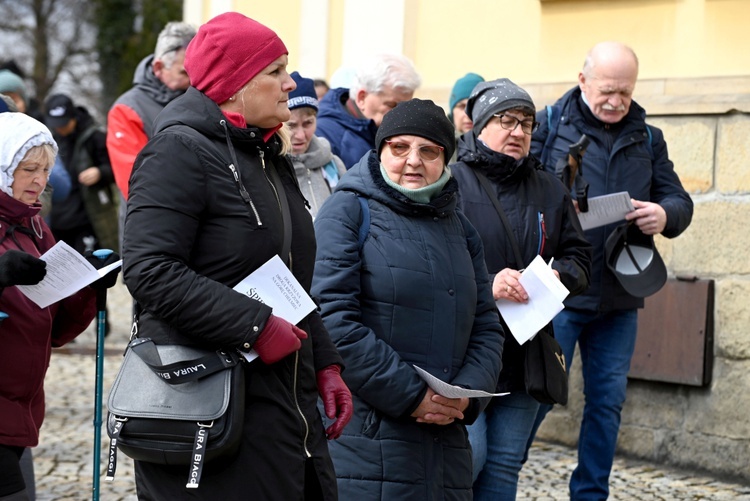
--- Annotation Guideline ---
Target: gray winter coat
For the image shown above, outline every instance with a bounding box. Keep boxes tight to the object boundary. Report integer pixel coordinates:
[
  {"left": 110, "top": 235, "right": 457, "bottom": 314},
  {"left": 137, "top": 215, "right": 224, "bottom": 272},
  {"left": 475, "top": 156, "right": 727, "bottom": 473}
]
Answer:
[
  {"left": 311, "top": 152, "right": 504, "bottom": 500},
  {"left": 289, "top": 135, "right": 346, "bottom": 217}
]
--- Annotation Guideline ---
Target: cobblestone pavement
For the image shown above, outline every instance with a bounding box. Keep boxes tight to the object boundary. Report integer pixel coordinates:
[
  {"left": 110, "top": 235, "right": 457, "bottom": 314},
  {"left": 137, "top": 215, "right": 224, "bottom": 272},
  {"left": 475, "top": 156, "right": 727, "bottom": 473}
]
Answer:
[{"left": 31, "top": 280, "right": 750, "bottom": 500}]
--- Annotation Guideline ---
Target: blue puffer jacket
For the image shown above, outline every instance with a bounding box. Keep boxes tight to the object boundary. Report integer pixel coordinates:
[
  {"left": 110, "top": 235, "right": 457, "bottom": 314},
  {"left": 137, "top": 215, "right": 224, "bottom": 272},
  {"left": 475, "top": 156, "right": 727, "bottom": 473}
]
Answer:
[
  {"left": 311, "top": 152, "right": 504, "bottom": 500},
  {"left": 531, "top": 87, "right": 693, "bottom": 312},
  {"left": 315, "top": 87, "right": 378, "bottom": 169}
]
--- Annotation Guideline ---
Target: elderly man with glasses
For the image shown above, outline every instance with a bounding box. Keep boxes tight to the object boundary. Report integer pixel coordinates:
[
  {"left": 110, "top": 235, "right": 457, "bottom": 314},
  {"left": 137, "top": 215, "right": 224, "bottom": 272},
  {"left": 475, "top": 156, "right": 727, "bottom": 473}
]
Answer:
[
  {"left": 316, "top": 53, "right": 421, "bottom": 170},
  {"left": 450, "top": 78, "right": 592, "bottom": 500}
]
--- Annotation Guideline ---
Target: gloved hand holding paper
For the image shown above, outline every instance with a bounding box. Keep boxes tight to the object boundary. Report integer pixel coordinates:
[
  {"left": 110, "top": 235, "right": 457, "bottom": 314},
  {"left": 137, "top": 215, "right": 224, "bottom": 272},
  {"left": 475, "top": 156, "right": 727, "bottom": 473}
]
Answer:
[{"left": 17, "top": 240, "right": 122, "bottom": 309}]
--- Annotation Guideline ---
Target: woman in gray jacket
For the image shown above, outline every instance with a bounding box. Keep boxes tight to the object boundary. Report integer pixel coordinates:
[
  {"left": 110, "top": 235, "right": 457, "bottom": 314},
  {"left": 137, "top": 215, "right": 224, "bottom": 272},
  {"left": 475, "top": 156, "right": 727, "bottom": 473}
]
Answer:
[{"left": 286, "top": 71, "right": 346, "bottom": 217}]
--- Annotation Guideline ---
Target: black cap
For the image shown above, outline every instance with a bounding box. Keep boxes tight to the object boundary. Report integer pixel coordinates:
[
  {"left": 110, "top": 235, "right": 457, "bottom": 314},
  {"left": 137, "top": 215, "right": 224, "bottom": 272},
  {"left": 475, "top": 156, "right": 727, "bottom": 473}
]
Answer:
[
  {"left": 605, "top": 222, "right": 667, "bottom": 298},
  {"left": 44, "top": 94, "right": 75, "bottom": 129},
  {"left": 375, "top": 98, "right": 456, "bottom": 163}
]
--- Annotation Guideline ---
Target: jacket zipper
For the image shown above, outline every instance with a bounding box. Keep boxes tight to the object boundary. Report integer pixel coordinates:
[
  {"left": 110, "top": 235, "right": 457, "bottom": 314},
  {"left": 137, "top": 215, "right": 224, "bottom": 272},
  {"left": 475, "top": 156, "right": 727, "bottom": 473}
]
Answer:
[
  {"left": 293, "top": 351, "right": 312, "bottom": 457},
  {"left": 259, "top": 149, "right": 292, "bottom": 269},
  {"left": 220, "top": 119, "right": 261, "bottom": 225},
  {"left": 260, "top": 149, "right": 309, "bottom": 455}
]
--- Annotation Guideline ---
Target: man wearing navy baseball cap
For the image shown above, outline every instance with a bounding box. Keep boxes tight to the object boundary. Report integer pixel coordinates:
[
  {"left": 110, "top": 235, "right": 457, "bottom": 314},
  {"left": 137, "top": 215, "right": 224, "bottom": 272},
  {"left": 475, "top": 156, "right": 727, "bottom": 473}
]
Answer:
[{"left": 43, "top": 93, "right": 119, "bottom": 255}]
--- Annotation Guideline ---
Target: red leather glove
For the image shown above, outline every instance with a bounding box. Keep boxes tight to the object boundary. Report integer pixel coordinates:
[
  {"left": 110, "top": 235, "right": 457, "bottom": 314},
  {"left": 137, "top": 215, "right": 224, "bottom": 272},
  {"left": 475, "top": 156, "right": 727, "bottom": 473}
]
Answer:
[
  {"left": 316, "top": 364, "right": 353, "bottom": 440},
  {"left": 254, "top": 315, "right": 308, "bottom": 365}
]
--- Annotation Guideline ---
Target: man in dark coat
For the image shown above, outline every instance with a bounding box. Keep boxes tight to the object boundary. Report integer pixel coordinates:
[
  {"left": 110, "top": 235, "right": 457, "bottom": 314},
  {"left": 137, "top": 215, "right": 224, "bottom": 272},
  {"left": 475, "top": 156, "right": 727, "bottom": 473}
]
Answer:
[
  {"left": 530, "top": 41, "right": 693, "bottom": 500},
  {"left": 315, "top": 53, "right": 421, "bottom": 169},
  {"left": 44, "top": 93, "right": 118, "bottom": 253}
]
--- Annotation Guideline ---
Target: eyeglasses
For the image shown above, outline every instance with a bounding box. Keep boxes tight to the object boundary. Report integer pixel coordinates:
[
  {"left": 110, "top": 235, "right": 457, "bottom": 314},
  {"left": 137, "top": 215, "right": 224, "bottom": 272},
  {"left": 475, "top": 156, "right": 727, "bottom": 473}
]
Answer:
[
  {"left": 492, "top": 114, "right": 540, "bottom": 135},
  {"left": 158, "top": 43, "right": 187, "bottom": 58},
  {"left": 384, "top": 140, "right": 444, "bottom": 162}
]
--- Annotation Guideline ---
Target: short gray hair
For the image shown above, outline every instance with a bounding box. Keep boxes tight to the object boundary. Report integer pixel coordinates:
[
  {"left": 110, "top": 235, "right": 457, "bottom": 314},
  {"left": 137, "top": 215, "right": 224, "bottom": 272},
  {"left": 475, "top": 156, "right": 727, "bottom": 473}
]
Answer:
[
  {"left": 350, "top": 53, "right": 421, "bottom": 97},
  {"left": 154, "top": 21, "right": 197, "bottom": 68}
]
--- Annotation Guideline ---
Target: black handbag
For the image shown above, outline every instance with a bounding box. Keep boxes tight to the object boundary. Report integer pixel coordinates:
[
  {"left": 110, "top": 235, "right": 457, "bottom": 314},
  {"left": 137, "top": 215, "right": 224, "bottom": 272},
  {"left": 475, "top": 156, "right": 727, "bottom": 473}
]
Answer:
[
  {"left": 473, "top": 169, "right": 569, "bottom": 405},
  {"left": 524, "top": 327, "right": 568, "bottom": 405},
  {"left": 105, "top": 337, "right": 244, "bottom": 489}
]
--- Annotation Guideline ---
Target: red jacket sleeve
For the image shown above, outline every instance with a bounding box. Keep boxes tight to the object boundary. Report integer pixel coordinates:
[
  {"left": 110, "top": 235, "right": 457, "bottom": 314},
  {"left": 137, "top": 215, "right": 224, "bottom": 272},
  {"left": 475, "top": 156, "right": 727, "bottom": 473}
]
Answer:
[
  {"left": 50, "top": 286, "right": 97, "bottom": 347},
  {"left": 106, "top": 104, "right": 149, "bottom": 200}
]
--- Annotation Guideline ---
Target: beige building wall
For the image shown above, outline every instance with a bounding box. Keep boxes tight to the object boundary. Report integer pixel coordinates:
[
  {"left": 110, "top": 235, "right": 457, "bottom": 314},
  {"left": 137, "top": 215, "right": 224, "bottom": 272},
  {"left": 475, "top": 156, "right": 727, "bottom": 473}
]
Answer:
[
  {"left": 184, "top": 0, "right": 750, "bottom": 110},
  {"left": 183, "top": 0, "right": 750, "bottom": 484}
]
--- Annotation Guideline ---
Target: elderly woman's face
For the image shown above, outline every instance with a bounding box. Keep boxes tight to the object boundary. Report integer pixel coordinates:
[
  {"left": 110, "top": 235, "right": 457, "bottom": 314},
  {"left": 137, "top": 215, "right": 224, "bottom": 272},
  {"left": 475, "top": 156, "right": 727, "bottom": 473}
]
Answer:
[
  {"left": 12, "top": 155, "right": 50, "bottom": 204},
  {"left": 380, "top": 135, "right": 445, "bottom": 189},
  {"left": 230, "top": 55, "right": 296, "bottom": 129},
  {"left": 477, "top": 109, "right": 533, "bottom": 160}
]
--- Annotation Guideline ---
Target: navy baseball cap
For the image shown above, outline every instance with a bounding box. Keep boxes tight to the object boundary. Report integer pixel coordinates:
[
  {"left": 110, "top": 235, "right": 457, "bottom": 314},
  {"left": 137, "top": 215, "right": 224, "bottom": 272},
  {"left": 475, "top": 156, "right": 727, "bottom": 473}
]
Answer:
[{"left": 605, "top": 222, "right": 667, "bottom": 298}]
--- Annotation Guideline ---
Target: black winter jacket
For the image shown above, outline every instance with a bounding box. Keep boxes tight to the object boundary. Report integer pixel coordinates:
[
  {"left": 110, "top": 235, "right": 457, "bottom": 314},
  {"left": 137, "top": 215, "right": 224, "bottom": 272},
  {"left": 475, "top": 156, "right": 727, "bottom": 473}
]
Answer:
[
  {"left": 123, "top": 87, "right": 341, "bottom": 500},
  {"left": 49, "top": 106, "right": 115, "bottom": 233},
  {"left": 531, "top": 87, "right": 693, "bottom": 312},
  {"left": 452, "top": 134, "right": 592, "bottom": 392},
  {"left": 311, "top": 152, "right": 504, "bottom": 500}
]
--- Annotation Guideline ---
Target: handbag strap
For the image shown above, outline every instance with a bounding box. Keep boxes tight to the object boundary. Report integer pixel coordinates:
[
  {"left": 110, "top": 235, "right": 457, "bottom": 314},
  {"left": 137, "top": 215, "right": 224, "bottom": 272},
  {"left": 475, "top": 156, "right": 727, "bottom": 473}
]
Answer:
[
  {"left": 266, "top": 157, "right": 293, "bottom": 266},
  {"left": 472, "top": 169, "right": 525, "bottom": 269},
  {"left": 128, "top": 337, "right": 239, "bottom": 385}
]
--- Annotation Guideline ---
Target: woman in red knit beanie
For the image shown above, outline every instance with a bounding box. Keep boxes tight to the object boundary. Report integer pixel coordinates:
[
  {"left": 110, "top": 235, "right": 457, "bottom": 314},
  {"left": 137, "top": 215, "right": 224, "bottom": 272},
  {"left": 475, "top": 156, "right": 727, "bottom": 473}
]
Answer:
[{"left": 120, "top": 12, "right": 351, "bottom": 500}]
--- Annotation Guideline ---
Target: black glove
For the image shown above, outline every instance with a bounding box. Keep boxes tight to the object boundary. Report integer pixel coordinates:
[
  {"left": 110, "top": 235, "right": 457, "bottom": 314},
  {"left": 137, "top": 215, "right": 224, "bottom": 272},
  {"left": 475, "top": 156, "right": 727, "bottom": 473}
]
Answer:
[
  {"left": 85, "top": 251, "right": 121, "bottom": 290},
  {"left": 0, "top": 250, "right": 47, "bottom": 287}
]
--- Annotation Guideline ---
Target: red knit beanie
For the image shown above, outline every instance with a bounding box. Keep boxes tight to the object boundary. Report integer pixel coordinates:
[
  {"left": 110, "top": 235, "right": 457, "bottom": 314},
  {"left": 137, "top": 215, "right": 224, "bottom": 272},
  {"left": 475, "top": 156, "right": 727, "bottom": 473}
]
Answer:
[{"left": 184, "top": 12, "right": 288, "bottom": 104}]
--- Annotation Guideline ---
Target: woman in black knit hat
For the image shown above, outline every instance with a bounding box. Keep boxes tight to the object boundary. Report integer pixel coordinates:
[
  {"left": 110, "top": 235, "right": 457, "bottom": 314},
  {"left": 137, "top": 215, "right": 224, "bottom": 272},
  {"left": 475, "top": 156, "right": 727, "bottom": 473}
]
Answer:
[{"left": 311, "top": 98, "right": 504, "bottom": 500}]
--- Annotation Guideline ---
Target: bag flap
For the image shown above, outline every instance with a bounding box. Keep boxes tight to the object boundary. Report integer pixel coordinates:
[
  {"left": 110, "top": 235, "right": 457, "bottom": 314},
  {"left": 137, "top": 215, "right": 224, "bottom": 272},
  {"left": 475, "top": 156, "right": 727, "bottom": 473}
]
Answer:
[{"left": 108, "top": 344, "right": 232, "bottom": 421}]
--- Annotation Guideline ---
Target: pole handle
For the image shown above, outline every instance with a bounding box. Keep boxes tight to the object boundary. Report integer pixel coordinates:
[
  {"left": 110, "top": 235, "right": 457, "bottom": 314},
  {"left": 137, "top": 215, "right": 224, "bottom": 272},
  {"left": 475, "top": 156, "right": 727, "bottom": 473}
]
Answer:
[
  {"left": 93, "top": 249, "right": 114, "bottom": 259},
  {"left": 92, "top": 249, "right": 114, "bottom": 311}
]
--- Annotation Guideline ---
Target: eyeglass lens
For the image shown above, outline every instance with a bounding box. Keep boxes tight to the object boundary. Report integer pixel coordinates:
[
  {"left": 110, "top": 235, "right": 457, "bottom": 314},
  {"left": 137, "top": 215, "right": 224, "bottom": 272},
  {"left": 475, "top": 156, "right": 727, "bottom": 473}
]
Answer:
[
  {"left": 386, "top": 141, "right": 443, "bottom": 161},
  {"left": 496, "top": 114, "right": 539, "bottom": 135}
]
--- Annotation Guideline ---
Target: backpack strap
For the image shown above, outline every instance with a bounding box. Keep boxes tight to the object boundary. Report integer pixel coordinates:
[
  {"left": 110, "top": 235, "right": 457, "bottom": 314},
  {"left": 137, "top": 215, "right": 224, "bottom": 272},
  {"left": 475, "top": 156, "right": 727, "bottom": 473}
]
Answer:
[
  {"left": 70, "top": 124, "right": 101, "bottom": 174},
  {"left": 357, "top": 196, "right": 370, "bottom": 251},
  {"left": 645, "top": 124, "right": 654, "bottom": 160},
  {"left": 540, "top": 105, "right": 561, "bottom": 168}
]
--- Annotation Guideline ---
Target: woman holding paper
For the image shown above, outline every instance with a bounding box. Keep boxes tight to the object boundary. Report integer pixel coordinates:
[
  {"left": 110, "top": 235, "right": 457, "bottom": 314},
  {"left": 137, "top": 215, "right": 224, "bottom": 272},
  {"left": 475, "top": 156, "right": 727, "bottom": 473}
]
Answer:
[
  {"left": 311, "top": 98, "right": 504, "bottom": 499},
  {"left": 121, "top": 12, "right": 351, "bottom": 500},
  {"left": 450, "top": 78, "right": 592, "bottom": 500},
  {"left": 0, "top": 112, "right": 100, "bottom": 499}
]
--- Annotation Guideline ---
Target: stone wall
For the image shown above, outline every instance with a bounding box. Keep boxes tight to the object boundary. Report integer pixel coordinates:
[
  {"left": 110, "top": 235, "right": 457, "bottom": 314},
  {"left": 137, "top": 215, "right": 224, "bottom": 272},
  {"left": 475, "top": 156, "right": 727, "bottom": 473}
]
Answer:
[{"left": 535, "top": 110, "right": 750, "bottom": 484}]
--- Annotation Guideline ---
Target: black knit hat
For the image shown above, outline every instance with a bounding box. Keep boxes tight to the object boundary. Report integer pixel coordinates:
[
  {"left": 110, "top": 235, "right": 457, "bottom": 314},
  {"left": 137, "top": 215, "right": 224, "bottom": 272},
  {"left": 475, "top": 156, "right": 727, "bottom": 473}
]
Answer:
[{"left": 375, "top": 98, "right": 456, "bottom": 163}]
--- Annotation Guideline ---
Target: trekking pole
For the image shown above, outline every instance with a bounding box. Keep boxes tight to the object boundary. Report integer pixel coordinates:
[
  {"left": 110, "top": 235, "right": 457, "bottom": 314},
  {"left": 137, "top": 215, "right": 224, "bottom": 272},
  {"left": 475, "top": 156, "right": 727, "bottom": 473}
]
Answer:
[{"left": 91, "top": 249, "right": 113, "bottom": 501}]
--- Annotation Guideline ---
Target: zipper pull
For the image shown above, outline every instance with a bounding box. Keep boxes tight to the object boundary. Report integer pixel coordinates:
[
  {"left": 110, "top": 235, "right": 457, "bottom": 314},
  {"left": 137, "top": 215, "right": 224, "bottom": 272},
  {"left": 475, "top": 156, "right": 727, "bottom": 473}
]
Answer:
[
  {"left": 228, "top": 164, "right": 252, "bottom": 205},
  {"left": 228, "top": 164, "right": 240, "bottom": 182}
]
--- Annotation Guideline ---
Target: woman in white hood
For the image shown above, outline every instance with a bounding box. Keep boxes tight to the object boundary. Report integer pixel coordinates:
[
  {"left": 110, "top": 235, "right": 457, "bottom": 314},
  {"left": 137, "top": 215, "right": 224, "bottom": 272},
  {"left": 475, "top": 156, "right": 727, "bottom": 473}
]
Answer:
[{"left": 0, "top": 113, "right": 117, "bottom": 500}]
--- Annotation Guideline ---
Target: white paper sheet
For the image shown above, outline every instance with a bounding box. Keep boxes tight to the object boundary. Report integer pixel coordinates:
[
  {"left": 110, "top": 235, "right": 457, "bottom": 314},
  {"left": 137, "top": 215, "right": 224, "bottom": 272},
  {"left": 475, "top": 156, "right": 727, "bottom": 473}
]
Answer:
[
  {"left": 233, "top": 255, "right": 317, "bottom": 362},
  {"left": 577, "top": 192, "right": 634, "bottom": 231},
  {"left": 17, "top": 240, "right": 122, "bottom": 309},
  {"left": 496, "top": 255, "right": 569, "bottom": 345},
  {"left": 413, "top": 365, "right": 509, "bottom": 398}
]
